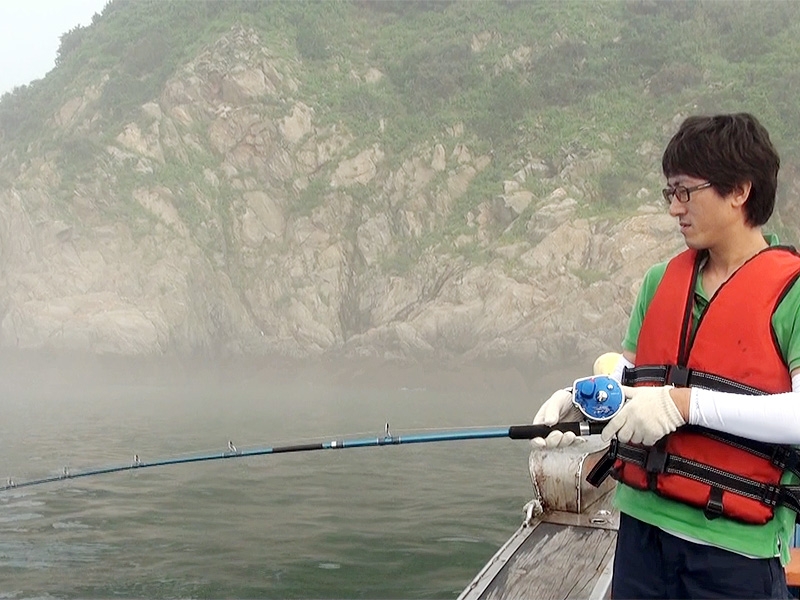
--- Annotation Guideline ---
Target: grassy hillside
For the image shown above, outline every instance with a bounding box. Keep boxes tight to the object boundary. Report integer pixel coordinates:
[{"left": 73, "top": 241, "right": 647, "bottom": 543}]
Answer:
[{"left": 2, "top": 0, "right": 800, "bottom": 235}]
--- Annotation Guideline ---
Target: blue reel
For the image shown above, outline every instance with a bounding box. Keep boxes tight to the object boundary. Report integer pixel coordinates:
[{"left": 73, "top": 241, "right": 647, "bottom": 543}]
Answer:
[{"left": 572, "top": 375, "right": 624, "bottom": 422}]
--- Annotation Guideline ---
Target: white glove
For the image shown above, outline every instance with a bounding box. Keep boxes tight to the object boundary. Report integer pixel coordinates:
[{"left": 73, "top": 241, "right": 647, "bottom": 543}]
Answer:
[
  {"left": 601, "top": 385, "right": 685, "bottom": 446},
  {"left": 531, "top": 428, "right": 580, "bottom": 449},
  {"left": 531, "top": 388, "right": 584, "bottom": 448}
]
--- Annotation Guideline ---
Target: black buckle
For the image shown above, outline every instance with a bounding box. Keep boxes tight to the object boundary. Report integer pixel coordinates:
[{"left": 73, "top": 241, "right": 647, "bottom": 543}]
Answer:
[
  {"left": 704, "top": 487, "right": 724, "bottom": 520},
  {"left": 760, "top": 485, "right": 781, "bottom": 508},
  {"left": 770, "top": 446, "right": 789, "bottom": 470},
  {"left": 666, "top": 365, "right": 692, "bottom": 387},
  {"left": 644, "top": 448, "right": 668, "bottom": 474},
  {"left": 586, "top": 442, "right": 618, "bottom": 488},
  {"left": 771, "top": 446, "right": 800, "bottom": 473},
  {"left": 607, "top": 437, "right": 619, "bottom": 460},
  {"left": 644, "top": 447, "right": 668, "bottom": 493},
  {"left": 620, "top": 365, "right": 633, "bottom": 386}
]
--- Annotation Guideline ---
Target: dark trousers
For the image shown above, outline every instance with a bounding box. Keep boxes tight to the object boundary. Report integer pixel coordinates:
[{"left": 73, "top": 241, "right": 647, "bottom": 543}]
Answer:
[{"left": 612, "top": 513, "right": 790, "bottom": 599}]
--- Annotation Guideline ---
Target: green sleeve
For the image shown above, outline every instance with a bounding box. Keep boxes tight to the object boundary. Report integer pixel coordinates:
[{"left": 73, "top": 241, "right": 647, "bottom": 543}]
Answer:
[
  {"left": 772, "top": 278, "right": 800, "bottom": 372},
  {"left": 621, "top": 262, "right": 668, "bottom": 354}
]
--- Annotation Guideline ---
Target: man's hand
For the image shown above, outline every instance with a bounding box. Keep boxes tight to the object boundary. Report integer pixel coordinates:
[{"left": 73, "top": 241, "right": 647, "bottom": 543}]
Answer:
[
  {"left": 531, "top": 428, "right": 581, "bottom": 449},
  {"left": 601, "top": 385, "right": 686, "bottom": 446},
  {"left": 531, "top": 388, "right": 584, "bottom": 448}
]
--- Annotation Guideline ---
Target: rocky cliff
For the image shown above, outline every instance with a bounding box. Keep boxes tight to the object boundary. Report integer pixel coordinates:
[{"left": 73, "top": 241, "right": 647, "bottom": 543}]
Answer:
[{"left": 0, "top": 20, "right": 794, "bottom": 369}]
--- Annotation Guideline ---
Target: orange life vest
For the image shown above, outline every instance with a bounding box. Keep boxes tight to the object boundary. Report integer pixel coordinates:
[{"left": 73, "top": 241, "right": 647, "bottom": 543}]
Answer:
[{"left": 591, "top": 247, "right": 800, "bottom": 524}]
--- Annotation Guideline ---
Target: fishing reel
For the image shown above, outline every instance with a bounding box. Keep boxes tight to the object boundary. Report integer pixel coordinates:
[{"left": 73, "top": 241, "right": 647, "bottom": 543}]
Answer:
[{"left": 571, "top": 375, "right": 624, "bottom": 422}]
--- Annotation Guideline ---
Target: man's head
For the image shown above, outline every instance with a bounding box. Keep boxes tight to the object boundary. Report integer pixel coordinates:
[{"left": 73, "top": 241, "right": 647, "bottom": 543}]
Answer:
[{"left": 661, "top": 113, "right": 779, "bottom": 226}]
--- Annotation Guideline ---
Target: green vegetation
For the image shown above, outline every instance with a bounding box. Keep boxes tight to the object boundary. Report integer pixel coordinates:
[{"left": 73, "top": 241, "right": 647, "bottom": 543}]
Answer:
[
  {"left": 571, "top": 266, "right": 608, "bottom": 286},
  {"left": 293, "top": 176, "right": 330, "bottom": 217},
  {"left": 5, "top": 0, "right": 800, "bottom": 151},
  {"left": 2, "top": 0, "right": 800, "bottom": 258}
]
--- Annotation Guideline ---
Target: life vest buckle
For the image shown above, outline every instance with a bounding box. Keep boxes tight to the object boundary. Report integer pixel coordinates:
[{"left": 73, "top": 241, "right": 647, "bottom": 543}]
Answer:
[
  {"left": 644, "top": 446, "right": 668, "bottom": 493},
  {"left": 607, "top": 437, "right": 619, "bottom": 460},
  {"left": 644, "top": 447, "right": 668, "bottom": 474},
  {"left": 666, "top": 365, "right": 692, "bottom": 387},
  {"left": 760, "top": 484, "right": 781, "bottom": 508},
  {"left": 771, "top": 445, "right": 800, "bottom": 473},
  {"left": 586, "top": 439, "right": 619, "bottom": 488},
  {"left": 703, "top": 487, "right": 724, "bottom": 520}
]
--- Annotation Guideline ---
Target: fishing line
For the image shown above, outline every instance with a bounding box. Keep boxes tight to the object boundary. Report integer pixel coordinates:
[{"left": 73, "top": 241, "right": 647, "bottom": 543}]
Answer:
[{"left": 1, "top": 421, "right": 605, "bottom": 493}]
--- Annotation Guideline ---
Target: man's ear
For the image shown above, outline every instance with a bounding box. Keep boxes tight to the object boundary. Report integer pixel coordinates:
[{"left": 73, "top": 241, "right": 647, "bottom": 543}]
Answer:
[{"left": 731, "top": 181, "right": 753, "bottom": 208}]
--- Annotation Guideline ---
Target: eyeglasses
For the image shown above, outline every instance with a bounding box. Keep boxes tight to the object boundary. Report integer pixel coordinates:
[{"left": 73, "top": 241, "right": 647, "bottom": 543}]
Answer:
[{"left": 661, "top": 181, "right": 713, "bottom": 204}]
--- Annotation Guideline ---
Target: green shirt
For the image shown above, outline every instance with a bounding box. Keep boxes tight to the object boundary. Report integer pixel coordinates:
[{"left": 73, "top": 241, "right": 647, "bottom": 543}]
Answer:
[{"left": 618, "top": 234, "right": 800, "bottom": 564}]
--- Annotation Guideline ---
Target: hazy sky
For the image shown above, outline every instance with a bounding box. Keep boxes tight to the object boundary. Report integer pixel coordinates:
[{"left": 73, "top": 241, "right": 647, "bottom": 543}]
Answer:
[{"left": 0, "top": 0, "right": 110, "bottom": 96}]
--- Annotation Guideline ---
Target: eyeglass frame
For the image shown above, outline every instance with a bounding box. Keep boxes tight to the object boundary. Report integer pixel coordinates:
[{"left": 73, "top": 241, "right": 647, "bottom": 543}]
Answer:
[{"left": 661, "top": 181, "right": 713, "bottom": 204}]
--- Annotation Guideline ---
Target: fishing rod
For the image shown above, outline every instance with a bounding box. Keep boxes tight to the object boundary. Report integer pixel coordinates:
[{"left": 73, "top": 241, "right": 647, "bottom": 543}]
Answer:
[
  {"left": 1, "top": 421, "right": 607, "bottom": 493},
  {"left": 2, "top": 375, "right": 621, "bottom": 493}
]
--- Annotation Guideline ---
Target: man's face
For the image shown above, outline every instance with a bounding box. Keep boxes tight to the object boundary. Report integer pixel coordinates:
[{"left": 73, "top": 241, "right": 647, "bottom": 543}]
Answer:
[{"left": 664, "top": 175, "right": 741, "bottom": 250}]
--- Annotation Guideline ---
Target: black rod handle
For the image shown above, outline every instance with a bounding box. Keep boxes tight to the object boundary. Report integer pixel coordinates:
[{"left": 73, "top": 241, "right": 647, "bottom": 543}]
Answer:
[{"left": 507, "top": 421, "right": 605, "bottom": 439}]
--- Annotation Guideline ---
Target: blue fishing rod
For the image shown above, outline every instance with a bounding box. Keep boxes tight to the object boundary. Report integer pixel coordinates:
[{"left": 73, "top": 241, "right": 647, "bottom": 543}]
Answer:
[{"left": 1, "top": 375, "right": 622, "bottom": 493}]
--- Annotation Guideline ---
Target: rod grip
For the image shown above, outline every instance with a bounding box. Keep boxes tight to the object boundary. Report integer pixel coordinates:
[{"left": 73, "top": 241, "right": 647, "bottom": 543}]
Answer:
[{"left": 508, "top": 421, "right": 605, "bottom": 439}]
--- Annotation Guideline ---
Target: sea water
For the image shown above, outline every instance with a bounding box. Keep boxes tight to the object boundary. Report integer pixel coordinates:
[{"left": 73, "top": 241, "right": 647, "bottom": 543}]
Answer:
[{"left": 0, "top": 353, "right": 583, "bottom": 599}]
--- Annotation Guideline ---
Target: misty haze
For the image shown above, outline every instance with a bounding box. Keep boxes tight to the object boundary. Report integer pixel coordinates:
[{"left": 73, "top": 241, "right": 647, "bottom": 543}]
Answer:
[{"left": 1, "top": 0, "right": 798, "bottom": 597}]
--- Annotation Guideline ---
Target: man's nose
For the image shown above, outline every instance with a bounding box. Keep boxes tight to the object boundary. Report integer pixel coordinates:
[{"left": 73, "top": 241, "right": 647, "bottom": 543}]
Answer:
[{"left": 668, "top": 196, "right": 686, "bottom": 217}]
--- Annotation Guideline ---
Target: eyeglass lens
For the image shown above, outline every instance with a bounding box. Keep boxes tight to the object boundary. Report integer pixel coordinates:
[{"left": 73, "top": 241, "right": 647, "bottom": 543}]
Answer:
[{"left": 662, "top": 187, "right": 688, "bottom": 203}]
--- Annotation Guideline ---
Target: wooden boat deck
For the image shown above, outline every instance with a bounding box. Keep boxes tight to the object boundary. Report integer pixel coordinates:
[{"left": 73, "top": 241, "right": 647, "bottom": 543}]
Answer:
[
  {"left": 459, "top": 509, "right": 616, "bottom": 600},
  {"left": 461, "top": 437, "right": 800, "bottom": 599},
  {"left": 459, "top": 440, "right": 618, "bottom": 600}
]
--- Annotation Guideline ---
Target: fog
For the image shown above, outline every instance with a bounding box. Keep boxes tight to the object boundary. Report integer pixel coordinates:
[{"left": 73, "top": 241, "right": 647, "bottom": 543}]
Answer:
[
  {"left": 3, "top": 0, "right": 790, "bottom": 595},
  {"left": 0, "top": 344, "right": 583, "bottom": 495},
  {"left": 0, "top": 348, "right": 578, "bottom": 597}
]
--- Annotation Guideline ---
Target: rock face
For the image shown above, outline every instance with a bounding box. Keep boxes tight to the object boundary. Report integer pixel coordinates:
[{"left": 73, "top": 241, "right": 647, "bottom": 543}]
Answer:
[{"left": 0, "top": 26, "right": 787, "bottom": 369}]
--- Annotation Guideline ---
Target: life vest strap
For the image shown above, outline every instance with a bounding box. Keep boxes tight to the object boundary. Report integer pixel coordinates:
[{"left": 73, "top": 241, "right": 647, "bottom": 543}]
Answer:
[
  {"left": 622, "top": 365, "right": 766, "bottom": 395},
  {"left": 698, "top": 427, "right": 800, "bottom": 480},
  {"left": 586, "top": 437, "right": 800, "bottom": 520},
  {"left": 779, "top": 486, "right": 800, "bottom": 517}
]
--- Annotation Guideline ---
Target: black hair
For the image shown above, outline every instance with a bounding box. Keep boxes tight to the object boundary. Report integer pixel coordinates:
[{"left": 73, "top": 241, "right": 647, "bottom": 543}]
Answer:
[{"left": 661, "top": 113, "right": 779, "bottom": 226}]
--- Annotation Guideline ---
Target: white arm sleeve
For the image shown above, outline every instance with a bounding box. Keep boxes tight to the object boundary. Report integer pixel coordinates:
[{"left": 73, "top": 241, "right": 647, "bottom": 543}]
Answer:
[
  {"left": 611, "top": 355, "right": 635, "bottom": 384},
  {"left": 689, "top": 373, "right": 800, "bottom": 444}
]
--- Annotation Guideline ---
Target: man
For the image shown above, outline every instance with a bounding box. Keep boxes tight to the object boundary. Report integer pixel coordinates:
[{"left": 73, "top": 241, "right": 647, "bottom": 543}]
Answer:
[{"left": 533, "top": 113, "right": 800, "bottom": 599}]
